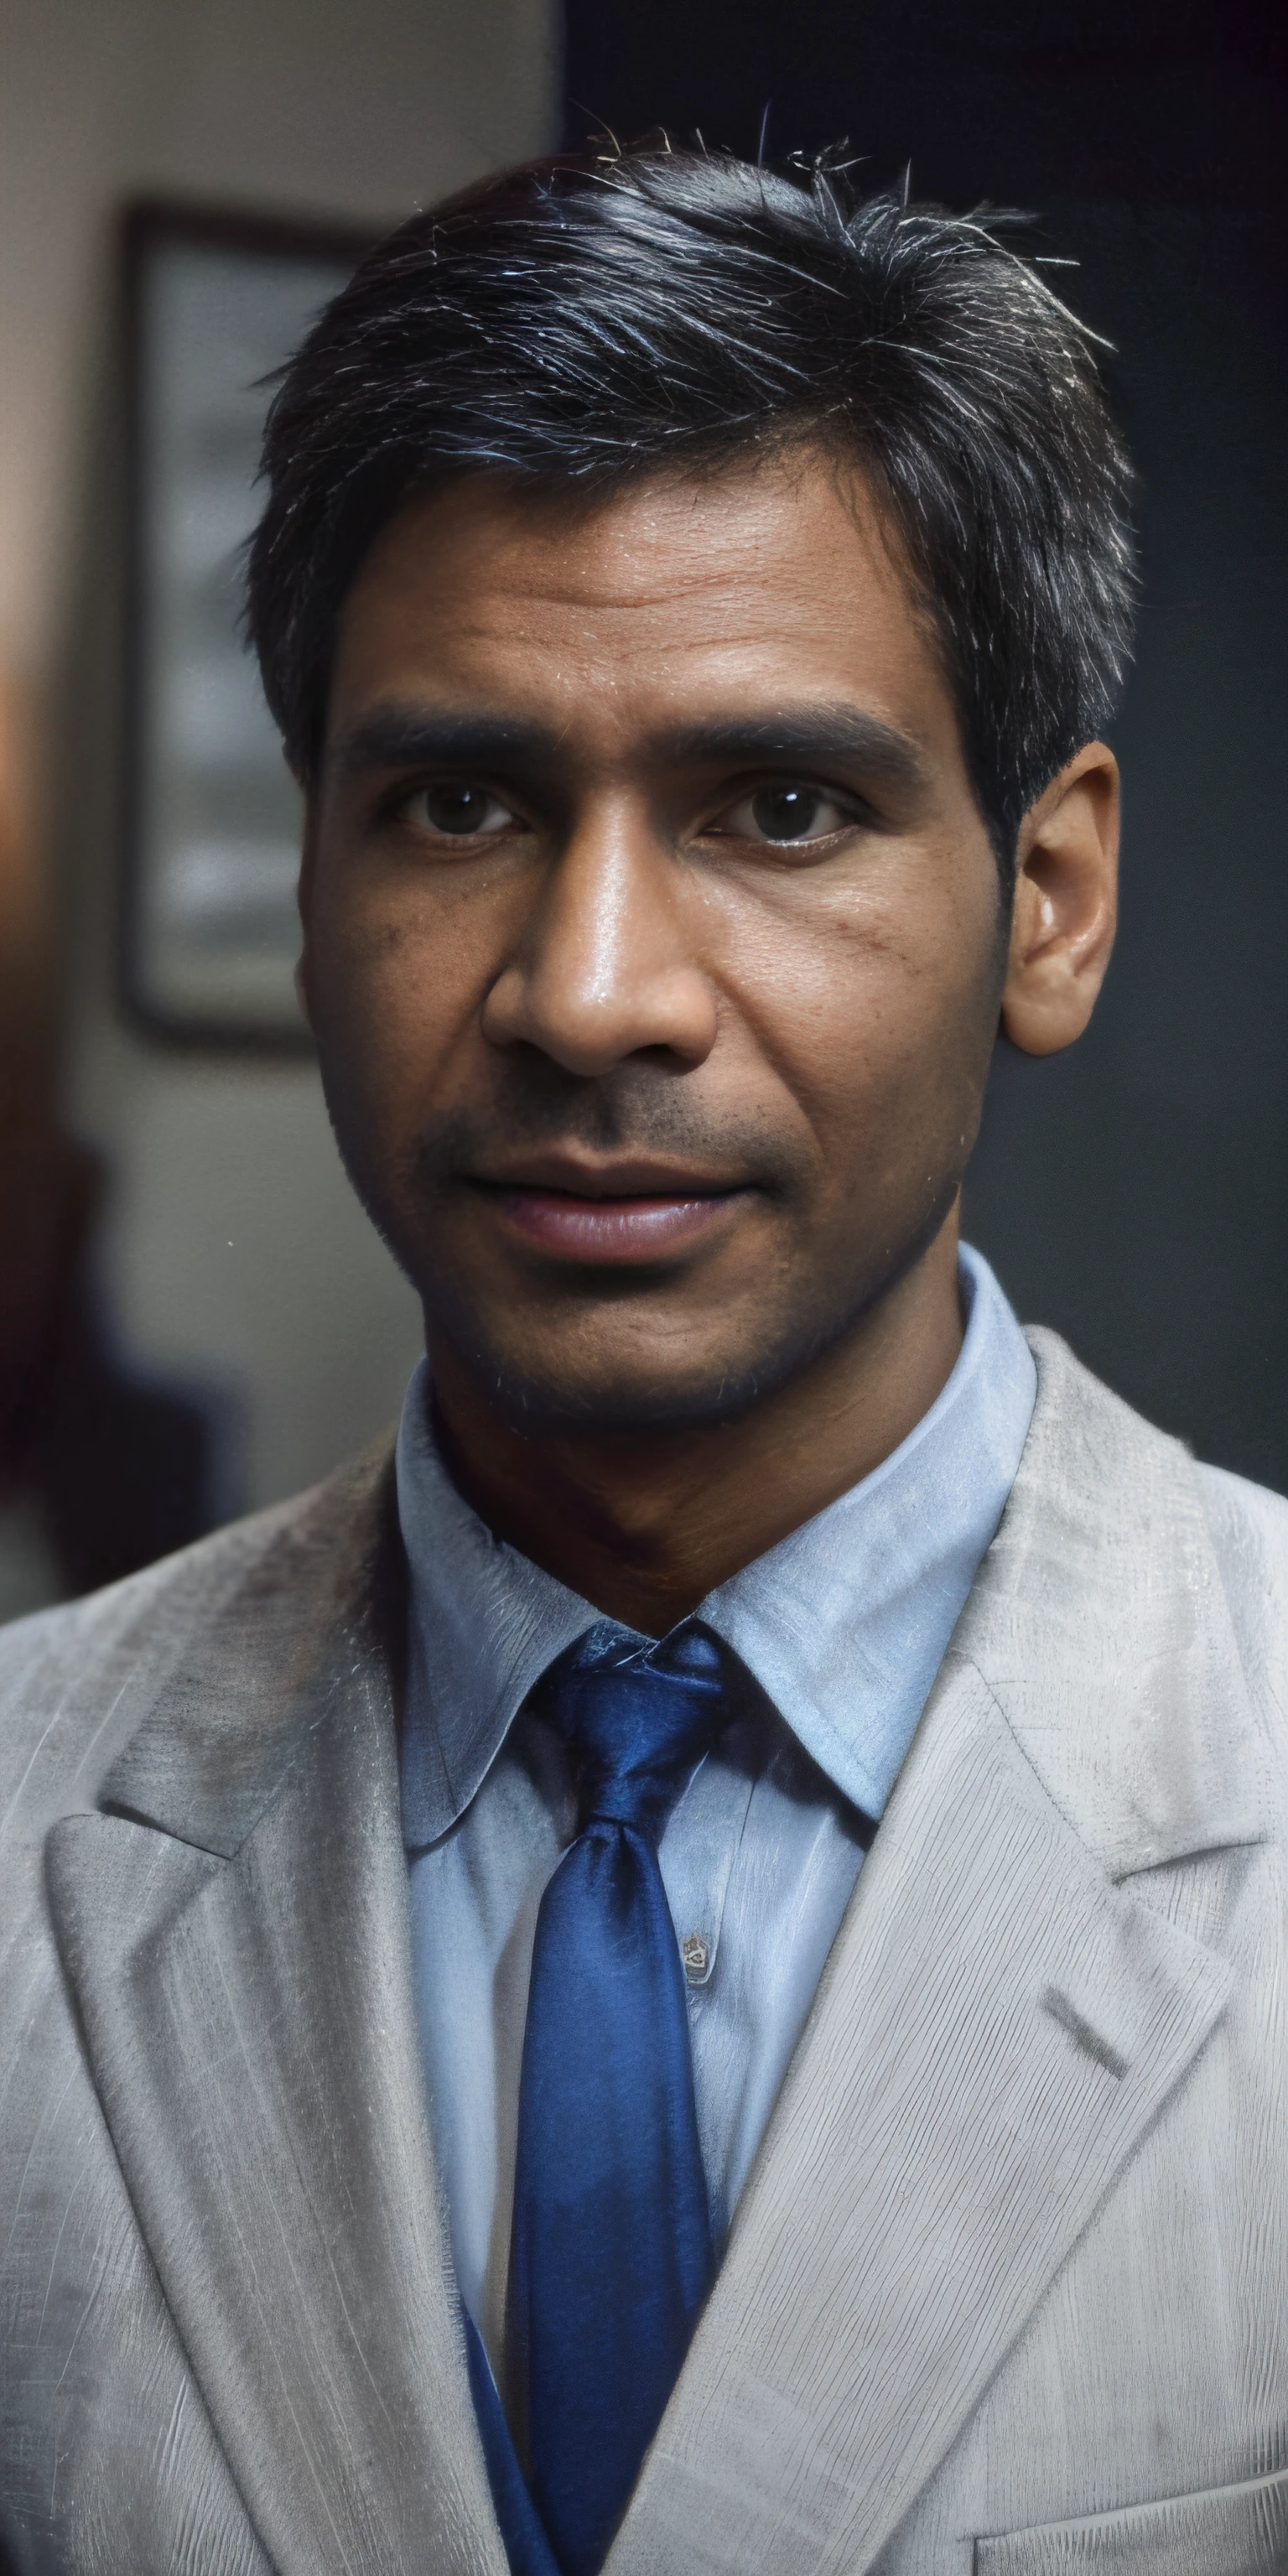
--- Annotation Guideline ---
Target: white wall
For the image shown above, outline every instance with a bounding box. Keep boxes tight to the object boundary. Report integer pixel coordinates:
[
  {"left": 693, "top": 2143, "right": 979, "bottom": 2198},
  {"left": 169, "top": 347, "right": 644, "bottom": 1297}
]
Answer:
[
  {"left": 0, "top": 0, "right": 558, "bottom": 678},
  {"left": 0, "top": 0, "right": 558, "bottom": 1519}
]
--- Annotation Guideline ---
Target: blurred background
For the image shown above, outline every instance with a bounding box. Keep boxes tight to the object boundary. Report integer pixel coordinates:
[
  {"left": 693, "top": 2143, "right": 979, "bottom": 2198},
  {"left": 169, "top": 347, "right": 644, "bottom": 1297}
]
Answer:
[
  {"left": 0, "top": 0, "right": 555, "bottom": 1618},
  {"left": 1, "top": 0, "right": 1285, "bottom": 1620}
]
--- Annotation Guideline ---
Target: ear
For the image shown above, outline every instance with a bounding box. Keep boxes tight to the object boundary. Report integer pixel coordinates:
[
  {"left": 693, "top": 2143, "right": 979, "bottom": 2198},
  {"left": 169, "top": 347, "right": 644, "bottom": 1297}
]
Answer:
[{"left": 1000, "top": 741, "right": 1119, "bottom": 1057}]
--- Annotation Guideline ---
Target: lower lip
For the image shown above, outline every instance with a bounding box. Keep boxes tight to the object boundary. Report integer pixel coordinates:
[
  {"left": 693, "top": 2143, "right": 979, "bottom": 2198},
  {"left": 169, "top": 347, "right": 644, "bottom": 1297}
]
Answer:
[{"left": 483, "top": 1188, "right": 738, "bottom": 1264}]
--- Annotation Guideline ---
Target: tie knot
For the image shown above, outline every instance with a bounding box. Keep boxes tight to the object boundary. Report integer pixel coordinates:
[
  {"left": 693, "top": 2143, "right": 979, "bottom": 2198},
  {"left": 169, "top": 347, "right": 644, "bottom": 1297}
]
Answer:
[{"left": 532, "top": 1622, "right": 735, "bottom": 1837}]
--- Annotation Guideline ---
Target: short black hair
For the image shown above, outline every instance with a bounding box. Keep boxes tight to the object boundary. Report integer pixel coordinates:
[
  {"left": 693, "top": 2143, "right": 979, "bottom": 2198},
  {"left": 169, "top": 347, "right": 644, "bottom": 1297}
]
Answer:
[{"left": 247, "top": 141, "right": 1135, "bottom": 876}]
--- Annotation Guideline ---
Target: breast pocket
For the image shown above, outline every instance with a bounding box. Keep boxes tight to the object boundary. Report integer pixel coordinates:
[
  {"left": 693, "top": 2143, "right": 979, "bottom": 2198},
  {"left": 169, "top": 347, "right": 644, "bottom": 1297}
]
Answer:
[{"left": 974, "top": 2465, "right": 1288, "bottom": 2573}]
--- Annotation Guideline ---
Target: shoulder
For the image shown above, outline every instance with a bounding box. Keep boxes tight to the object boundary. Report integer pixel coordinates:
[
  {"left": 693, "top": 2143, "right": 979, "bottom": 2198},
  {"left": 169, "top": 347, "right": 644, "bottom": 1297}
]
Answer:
[
  {"left": 1024, "top": 1320, "right": 1288, "bottom": 1592},
  {"left": 1193, "top": 1452, "right": 1288, "bottom": 1585},
  {"left": 1192, "top": 1457, "right": 1288, "bottom": 1755},
  {"left": 1015, "top": 1327, "right": 1288, "bottom": 1781},
  {"left": 0, "top": 1499, "right": 296, "bottom": 1830},
  {"left": 0, "top": 1436, "right": 397, "bottom": 1835},
  {"left": 1026, "top": 1327, "right": 1288, "bottom": 1570},
  {"left": 953, "top": 1329, "right": 1288, "bottom": 1872},
  {"left": 1034, "top": 1319, "right": 1288, "bottom": 1628}
]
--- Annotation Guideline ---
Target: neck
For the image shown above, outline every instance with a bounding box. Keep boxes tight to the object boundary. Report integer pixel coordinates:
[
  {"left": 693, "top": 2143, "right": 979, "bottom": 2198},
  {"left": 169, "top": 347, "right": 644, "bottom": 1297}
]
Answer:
[{"left": 428, "top": 1217, "right": 965, "bottom": 1635}]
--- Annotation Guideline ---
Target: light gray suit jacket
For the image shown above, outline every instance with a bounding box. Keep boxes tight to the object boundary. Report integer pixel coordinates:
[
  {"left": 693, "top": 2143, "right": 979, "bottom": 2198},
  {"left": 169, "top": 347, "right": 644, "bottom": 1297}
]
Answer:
[{"left": 1, "top": 1332, "right": 1285, "bottom": 2575}]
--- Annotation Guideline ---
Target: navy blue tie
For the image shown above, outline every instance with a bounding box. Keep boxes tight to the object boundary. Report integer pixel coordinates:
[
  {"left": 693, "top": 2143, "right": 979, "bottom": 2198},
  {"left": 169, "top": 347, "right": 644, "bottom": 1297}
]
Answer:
[{"left": 502, "top": 1623, "right": 731, "bottom": 2576}]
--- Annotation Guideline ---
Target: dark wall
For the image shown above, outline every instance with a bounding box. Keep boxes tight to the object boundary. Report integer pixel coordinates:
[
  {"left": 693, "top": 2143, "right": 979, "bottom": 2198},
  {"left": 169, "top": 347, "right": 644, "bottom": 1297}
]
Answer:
[{"left": 562, "top": 3, "right": 1288, "bottom": 1489}]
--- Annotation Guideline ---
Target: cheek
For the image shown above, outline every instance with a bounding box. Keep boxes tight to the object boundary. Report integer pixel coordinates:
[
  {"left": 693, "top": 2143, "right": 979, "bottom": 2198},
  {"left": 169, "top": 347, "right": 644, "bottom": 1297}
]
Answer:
[
  {"left": 723, "top": 856, "right": 1002, "bottom": 1164},
  {"left": 306, "top": 878, "right": 492, "bottom": 1133}
]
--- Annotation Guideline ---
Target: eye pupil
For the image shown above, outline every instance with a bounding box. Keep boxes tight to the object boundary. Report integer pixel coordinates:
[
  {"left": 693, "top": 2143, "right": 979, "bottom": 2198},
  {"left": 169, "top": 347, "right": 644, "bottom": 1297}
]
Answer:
[
  {"left": 750, "top": 786, "right": 822, "bottom": 842},
  {"left": 425, "top": 785, "right": 489, "bottom": 834}
]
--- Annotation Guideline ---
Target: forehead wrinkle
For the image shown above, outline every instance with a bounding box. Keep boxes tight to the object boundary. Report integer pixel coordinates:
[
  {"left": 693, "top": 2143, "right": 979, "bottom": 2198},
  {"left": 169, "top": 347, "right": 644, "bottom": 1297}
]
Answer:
[
  {"left": 436, "top": 585, "right": 865, "bottom": 667},
  {"left": 438, "top": 570, "right": 788, "bottom": 632},
  {"left": 430, "top": 518, "right": 856, "bottom": 626}
]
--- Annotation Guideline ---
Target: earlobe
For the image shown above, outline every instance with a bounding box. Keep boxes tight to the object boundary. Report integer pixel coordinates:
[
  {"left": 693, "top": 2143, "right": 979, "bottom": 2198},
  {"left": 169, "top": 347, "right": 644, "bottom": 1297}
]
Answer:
[{"left": 1000, "top": 741, "right": 1119, "bottom": 1058}]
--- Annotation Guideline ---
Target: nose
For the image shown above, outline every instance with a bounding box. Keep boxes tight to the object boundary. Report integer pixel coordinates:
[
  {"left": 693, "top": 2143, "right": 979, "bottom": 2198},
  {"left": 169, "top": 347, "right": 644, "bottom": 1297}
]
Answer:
[{"left": 480, "top": 808, "right": 719, "bottom": 1077}]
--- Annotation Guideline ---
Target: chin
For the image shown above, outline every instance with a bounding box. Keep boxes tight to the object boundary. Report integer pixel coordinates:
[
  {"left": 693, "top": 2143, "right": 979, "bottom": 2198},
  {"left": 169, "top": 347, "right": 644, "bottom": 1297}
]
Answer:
[
  {"left": 480, "top": 1368, "right": 773, "bottom": 1438},
  {"left": 449, "top": 1314, "right": 836, "bottom": 1439}
]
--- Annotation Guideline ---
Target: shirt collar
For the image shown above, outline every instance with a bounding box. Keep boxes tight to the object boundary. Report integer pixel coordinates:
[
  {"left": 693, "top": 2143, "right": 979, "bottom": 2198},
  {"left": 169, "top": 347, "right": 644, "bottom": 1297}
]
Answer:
[{"left": 397, "top": 1244, "right": 1036, "bottom": 1846}]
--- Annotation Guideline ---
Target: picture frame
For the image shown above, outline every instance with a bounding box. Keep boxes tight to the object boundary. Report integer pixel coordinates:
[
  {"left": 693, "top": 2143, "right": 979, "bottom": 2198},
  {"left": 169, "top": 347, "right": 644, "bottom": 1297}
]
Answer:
[{"left": 120, "top": 199, "right": 376, "bottom": 1046}]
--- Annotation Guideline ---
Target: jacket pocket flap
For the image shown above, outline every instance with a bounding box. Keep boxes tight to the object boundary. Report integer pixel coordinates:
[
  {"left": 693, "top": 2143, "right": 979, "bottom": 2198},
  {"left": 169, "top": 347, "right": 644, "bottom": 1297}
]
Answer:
[{"left": 975, "top": 2465, "right": 1288, "bottom": 2573}]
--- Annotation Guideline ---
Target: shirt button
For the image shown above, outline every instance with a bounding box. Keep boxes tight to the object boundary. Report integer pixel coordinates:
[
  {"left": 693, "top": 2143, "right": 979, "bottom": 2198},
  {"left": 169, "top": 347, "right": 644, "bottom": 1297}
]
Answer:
[{"left": 682, "top": 1935, "right": 709, "bottom": 1985}]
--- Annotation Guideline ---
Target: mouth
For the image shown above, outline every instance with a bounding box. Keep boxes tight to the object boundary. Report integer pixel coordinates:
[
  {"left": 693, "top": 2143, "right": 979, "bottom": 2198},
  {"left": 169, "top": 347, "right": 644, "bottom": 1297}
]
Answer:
[{"left": 461, "top": 1156, "right": 750, "bottom": 1266}]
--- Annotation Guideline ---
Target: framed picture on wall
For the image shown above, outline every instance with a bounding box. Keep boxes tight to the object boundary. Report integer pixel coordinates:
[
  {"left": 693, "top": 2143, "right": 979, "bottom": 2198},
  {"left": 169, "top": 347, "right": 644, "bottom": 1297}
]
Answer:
[{"left": 122, "top": 200, "right": 376, "bottom": 1044}]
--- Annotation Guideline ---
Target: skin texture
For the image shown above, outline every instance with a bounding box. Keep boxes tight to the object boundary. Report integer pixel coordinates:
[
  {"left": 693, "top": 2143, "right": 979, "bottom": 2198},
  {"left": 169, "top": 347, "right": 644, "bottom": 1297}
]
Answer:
[{"left": 301, "top": 451, "right": 1118, "bottom": 1632}]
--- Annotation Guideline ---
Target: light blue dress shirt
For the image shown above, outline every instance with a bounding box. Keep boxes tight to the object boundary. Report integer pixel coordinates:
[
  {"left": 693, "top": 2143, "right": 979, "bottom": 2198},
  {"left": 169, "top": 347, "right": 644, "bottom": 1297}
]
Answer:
[{"left": 398, "top": 1244, "right": 1036, "bottom": 2378}]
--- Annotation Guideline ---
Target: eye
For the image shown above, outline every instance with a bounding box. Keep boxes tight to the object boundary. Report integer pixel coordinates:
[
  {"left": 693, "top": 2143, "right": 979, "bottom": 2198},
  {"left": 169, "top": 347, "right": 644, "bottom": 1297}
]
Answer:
[
  {"left": 403, "top": 783, "right": 517, "bottom": 838},
  {"left": 713, "top": 783, "right": 857, "bottom": 845}
]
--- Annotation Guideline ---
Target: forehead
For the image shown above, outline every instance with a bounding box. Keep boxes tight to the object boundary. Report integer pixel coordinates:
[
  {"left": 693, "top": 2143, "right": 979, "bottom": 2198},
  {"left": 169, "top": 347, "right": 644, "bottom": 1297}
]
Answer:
[{"left": 330, "top": 450, "right": 956, "bottom": 756}]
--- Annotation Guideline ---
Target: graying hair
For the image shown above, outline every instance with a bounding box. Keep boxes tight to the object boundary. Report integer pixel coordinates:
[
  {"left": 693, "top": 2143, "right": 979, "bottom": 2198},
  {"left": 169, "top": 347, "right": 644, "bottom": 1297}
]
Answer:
[{"left": 248, "top": 139, "right": 1136, "bottom": 878}]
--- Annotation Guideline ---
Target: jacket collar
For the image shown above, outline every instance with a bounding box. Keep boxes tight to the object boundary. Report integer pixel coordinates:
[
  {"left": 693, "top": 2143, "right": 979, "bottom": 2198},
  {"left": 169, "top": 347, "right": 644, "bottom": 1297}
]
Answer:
[{"left": 953, "top": 1327, "right": 1271, "bottom": 1876}]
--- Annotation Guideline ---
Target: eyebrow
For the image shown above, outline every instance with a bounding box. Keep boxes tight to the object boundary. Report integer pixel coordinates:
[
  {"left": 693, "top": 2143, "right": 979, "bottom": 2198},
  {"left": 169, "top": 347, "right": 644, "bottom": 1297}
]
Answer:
[
  {"left": 331, "top": 706, "right": 562, "bottom": 779},
  {"left": 646, "top": 707, "right": 930, "bottom": 793},
  {"left": 330, "top": 699, "right": 929, "bottom": 794}
]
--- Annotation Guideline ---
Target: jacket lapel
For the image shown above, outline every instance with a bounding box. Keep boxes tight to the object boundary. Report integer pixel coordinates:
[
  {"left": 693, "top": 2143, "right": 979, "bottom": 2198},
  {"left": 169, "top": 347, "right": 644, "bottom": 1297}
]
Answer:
[
  {"left": 45, "top": 1450, "right": 506, "bottom": 2576},
  {"left": 609, "top": 1332, "right": 1265, "bottom": 2576}
]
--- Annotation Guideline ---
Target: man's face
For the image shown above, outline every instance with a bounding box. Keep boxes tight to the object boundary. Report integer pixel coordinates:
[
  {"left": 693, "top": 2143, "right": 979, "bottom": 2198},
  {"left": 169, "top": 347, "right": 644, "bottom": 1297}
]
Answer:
[{"left": 302, "top": 452, "right": 1007, "bottom": 1431}]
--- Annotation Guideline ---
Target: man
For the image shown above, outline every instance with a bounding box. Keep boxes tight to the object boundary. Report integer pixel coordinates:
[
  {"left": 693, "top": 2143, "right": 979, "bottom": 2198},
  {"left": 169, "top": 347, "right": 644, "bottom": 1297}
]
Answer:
[{"left": 1, "top": 142, "right": 1284, "bottom": 2576}]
